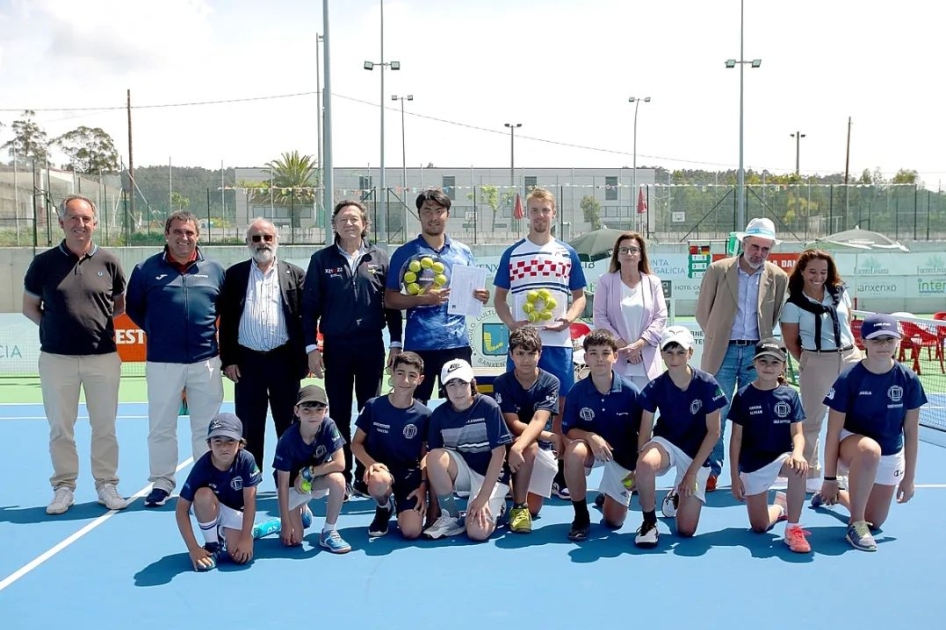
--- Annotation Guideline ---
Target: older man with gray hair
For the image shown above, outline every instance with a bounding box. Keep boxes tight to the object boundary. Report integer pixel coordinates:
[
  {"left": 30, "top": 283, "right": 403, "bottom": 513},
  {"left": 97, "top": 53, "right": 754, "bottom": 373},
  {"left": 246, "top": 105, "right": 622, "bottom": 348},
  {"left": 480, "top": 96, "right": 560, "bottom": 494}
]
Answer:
[
  {"left": 695, "top": 217, "right": 789, "bottom": 491},
  {"left": 219, "top": 218, "right": 307, "bottom": 472}
]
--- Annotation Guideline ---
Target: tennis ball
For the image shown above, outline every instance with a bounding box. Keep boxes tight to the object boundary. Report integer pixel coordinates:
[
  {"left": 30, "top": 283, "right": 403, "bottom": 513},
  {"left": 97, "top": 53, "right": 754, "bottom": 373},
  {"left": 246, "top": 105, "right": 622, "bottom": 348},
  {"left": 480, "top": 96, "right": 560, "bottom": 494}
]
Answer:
[
  {"left": 545, "top": 297, "right": 558, "bottom": 310},
  {"left": 404, "top": 271, "right": 417, "bottom": 283},
  {"left": 537, "top": 289, "right": 551, "bottom": 301},
  {"left": 539, "top": 311, "right": 553, "bottom": 321},
  {"left": 407, "top": 282, "right": 421, "bottom": 295},
  {"left": 522, "top": 302, "right": 535, "bottom": 313},
  {"left": 432, "top": 261, "right": 445, "bottom": 274},
  {"left": 408, "top": 260, "right": 422, "bottom": 273},
  {"left": 528, "top": 312, "right": 540, "bottom": 323},
  {"left": 420, "top": 257, "right": 434, "bottom": 269},
  {"left": 434, "top": 274, "right": 448, "bottom": 286},
  {"left": 526, "top": 290, "right": 539, "bottom": 302}
]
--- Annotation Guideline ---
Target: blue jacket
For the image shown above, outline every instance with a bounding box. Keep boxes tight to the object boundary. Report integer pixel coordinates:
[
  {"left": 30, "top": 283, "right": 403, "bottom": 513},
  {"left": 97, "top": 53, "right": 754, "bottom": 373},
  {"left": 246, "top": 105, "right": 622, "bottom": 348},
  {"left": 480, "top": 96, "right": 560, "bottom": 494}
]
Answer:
[{"left": 126, "top": 247, "right": 225, "bottom": 364}]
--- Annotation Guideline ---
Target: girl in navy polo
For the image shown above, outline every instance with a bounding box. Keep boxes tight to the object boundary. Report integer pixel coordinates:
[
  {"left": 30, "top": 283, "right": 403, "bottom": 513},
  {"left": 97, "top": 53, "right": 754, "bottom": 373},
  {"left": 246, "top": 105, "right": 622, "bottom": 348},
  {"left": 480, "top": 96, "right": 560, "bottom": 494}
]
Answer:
[
  {"left": 814, "top": 313, "right": 927, "bottom": 552},
  {"left": 729, "top": 339, "right": 810, "bottom": 553}
]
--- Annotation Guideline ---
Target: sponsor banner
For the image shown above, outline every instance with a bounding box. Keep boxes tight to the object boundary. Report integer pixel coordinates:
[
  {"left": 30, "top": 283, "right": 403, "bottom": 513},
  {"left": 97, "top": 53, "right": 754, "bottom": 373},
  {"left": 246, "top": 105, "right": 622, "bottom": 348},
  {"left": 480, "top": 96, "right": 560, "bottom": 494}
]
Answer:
[
  {"left": 834, "top": 252, "right": 946, "bottom": 277},
  {"left": 711, "top": 252, "right": 798, "bottom": 272},
  {"left": 0, "top": 314, "right": 40, "bottom": 374}
]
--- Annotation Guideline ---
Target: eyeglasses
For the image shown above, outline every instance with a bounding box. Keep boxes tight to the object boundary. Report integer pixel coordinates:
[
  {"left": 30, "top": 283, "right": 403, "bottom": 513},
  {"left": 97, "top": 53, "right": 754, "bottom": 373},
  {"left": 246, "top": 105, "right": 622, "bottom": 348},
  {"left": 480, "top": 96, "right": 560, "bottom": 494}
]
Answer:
[
  {"left": 250, "top": 234, "right": 275, "bottom": 243},
  {"left": 618, "top": 246, "right": 641, "bottom": 255}
]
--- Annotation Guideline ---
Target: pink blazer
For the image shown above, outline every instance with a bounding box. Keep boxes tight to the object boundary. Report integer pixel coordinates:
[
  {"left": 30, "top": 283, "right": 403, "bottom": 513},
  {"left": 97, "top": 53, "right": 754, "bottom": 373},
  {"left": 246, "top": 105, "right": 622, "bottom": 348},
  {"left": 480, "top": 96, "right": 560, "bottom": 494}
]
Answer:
[{"left": 592, "top": 271, "right": 668, "bottom": 381}]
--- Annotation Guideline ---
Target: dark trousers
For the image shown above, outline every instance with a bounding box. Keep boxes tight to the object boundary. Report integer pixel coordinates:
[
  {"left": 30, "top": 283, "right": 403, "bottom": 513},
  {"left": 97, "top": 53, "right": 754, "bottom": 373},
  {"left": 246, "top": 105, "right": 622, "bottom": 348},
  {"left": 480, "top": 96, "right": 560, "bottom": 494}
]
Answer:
[
  {"left": 413, "top": 346, "right": 473, "bottom": 404},
  {"left": 323, "top": 334, "right": 385, "bottom": 484},
  {"left": 234, "top": 344, "right": 301, "bottom": 472}
]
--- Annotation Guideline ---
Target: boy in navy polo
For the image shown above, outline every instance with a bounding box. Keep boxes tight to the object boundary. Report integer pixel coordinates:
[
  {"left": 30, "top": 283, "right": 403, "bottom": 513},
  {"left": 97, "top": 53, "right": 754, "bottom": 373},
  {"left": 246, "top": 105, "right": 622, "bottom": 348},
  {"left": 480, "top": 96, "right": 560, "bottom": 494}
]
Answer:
[
  {"left": 273, "top": 385, "right": 351, "bottom": 554},
  {"left": 175, "top": 413, "right": 263, "bottom": 571},
  {"left": 352, "top": 351, "right": 432, "bottom": 539},
  {"left": 729, "top": 338, "right": 810, "bottom": 553},
  {"left": 561, "top": 329, "right": 641, "bottom": 542},
  {"left": 814, "top": 313, "right": 927, "bottom": 552},
  {"left": 423, "top": 359, "right": 513, "bottom": 541},
  {"left": 634, "top": 326, "right": 727, "bottom": 548},
  {"left": 492, "top": 327, "right": 561, "bottom": 534}
]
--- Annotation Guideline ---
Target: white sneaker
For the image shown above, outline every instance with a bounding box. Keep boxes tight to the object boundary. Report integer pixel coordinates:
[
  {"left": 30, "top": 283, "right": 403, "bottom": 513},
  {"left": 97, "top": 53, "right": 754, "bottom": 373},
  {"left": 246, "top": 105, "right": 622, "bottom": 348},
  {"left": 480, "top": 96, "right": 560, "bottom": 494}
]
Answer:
[
  {"left": 661, "top": 490, "right": 679, "bottom": 518},
  {"left": 97, "top": 484, "right": 128, "bottom": 511},
  {"left": 423, "top": 514, "right": 465, "bottom": 539},
  {"left": 47, "top": 487, "right": 75, "bottom": 515}
]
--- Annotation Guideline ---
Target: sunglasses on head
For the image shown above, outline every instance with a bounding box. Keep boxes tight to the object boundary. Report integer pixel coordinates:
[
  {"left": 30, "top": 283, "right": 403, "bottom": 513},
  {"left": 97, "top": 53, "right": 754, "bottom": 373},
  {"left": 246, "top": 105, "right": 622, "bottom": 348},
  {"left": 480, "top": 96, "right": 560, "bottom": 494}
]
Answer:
[{"left": 251, "top": 234, "right": 274, "bottom": 243}]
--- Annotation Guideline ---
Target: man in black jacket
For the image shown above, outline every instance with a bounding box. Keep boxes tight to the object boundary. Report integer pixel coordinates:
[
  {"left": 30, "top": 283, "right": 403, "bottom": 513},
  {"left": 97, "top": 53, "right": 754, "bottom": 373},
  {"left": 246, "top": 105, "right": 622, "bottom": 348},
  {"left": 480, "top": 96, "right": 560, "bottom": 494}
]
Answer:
[
  {"left": 219, "top": 218, "right": 307, "bottom": 471},
  {"left": 303, "top": 200, "right": 402, "bottom": 496}
]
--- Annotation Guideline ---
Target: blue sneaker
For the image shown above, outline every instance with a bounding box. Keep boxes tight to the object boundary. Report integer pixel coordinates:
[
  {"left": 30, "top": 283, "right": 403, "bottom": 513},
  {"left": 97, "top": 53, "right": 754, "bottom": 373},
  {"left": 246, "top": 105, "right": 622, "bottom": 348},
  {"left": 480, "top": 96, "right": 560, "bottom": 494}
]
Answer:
[
  {"left": 846, "top": 521, "right": 877, "bottom": 552},
  {"left": 301, "top": 506, "right": 313, "bottom": 529},
  {"left": 144, "top": 488, "right": 170, "bottom": 508},
  {"left": 810, "top": 493, "right": 824, "bottom": 509},
  {"left": 195, "top": 541, "right": 227, "bottom": 572},
  {"left": 319, "top": 529, "right": 352, "bottom": 554},
  {"left": 251, "top": 518, "right": 282, "bottom": 539}
]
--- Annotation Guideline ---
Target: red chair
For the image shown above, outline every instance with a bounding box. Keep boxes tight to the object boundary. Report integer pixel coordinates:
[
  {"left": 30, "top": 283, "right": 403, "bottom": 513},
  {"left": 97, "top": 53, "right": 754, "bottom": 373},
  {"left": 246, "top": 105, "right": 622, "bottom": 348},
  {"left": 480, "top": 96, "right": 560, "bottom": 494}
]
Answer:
[
  {"left": 899, "top": 320, "right": 944, "bottom": 375},
  {"left": 569, "top": 321, "right": 592, "bottom": 340},
  {"left": 850, "top": 319, "right": 865, "bottom": 351},
  {"left": 933, "top": 312, "right": 946, "bottom": 366}
]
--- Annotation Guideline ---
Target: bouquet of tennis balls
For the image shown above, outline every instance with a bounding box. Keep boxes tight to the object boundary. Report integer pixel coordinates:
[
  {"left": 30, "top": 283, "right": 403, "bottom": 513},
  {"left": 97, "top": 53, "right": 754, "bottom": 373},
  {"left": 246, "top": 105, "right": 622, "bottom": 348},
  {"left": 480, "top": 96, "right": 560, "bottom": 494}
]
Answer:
[
  {"left": 400, "top": 254, "right": 449, "bottom": 299},
  {"left": 521, "top": 288, "right": 558, "bottom": 324}
]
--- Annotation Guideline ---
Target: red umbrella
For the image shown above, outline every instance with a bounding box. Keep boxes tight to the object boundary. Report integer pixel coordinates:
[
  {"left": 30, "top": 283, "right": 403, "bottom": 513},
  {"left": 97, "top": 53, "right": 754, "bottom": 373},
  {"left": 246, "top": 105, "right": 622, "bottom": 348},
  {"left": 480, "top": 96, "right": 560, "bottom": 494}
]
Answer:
[
  {"left": 636, "top": 187, "right": 647, "bottom": 214},
  {"left": 513, "top": 193, "right": 525, "bottom": 220}
]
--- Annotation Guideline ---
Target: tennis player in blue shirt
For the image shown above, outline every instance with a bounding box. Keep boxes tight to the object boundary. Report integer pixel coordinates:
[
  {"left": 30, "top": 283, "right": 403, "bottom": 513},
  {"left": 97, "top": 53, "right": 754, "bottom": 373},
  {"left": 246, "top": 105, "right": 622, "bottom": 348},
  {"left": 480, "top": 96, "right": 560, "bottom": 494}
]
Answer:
[
  {"left": 634, "top": 326, "right": 727, "bottom": 548},
  {"left": 814, "top": 313, "right": 928, "bottom": 552}
]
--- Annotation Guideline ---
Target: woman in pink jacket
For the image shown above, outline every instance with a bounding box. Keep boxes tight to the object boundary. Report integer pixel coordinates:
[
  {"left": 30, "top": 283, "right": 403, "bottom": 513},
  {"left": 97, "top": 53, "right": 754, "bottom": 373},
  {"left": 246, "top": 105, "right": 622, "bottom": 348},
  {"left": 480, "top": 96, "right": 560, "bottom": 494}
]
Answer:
[{"left": 592, "top": 232, "right": 667, "bottom": 390}]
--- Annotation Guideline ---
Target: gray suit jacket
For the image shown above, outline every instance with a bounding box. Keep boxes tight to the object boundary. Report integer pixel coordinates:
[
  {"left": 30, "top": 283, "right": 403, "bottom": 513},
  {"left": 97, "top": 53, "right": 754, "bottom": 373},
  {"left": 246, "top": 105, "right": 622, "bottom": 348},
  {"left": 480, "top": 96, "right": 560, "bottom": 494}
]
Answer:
[{"left": 695, "top": 256, "right": 788, "bottom": 374}]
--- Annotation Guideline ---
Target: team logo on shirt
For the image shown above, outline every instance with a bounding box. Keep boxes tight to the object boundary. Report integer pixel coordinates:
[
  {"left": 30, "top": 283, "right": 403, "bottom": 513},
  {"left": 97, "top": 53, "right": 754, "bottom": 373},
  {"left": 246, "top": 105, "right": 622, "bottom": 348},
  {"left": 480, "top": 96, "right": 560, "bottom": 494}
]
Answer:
[
  {"left": 403, "top": 423, "right": 418, "bottom": 439},
  {"left": 826, "top": 388, "right": 835, "bottom": 400},
  {"left": 580, "top": 407, "right": 595, "bottom": 421},
  {"left": 547, "top": 395, "right": 559, "bottom": 406},
  {"left": 774, "top": 401, "right": 791, "bottom": 418},
  {"left": 887, "top": 385, "right": 903, "bottom": 402},
  {"left": 690, "top": 399, "right": 703, "bottom": 415},
  {"left": 230, "top": 477, "right": 244, "bottom": 491},
  {"left": 315, "top": 445, "right": 327, "bottom": 459},
  {"left": 494, "top": 392, "right": 503, "bottom": 404}
]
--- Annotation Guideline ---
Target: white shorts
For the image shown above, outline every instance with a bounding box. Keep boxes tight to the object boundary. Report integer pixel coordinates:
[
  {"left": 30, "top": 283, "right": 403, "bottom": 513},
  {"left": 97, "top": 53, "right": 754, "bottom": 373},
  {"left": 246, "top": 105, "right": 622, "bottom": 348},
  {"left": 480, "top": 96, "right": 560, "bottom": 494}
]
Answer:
[
  {"left": 740, "top": 453, "right": 792, "bottom": 496},
  {"left": 584, "top": 459, "right": 634, "bottom": 508},
  {"left": 447, "top": 450, "right": 509, "bottom": 522},
  {"left": 288, "top": 486, "right": 330, "bottom": 510},
  {"left": 526, "top": 448, "right": 558, "bottom": 499},
  {"left": 217, "top": 504, "right": 245, "bottom": 533},
  {"left": 647, "top": 436, "right": 711, "bottom": 504},
  {"left": 839, "top": 429, "right": 906, "bottom": 486}
]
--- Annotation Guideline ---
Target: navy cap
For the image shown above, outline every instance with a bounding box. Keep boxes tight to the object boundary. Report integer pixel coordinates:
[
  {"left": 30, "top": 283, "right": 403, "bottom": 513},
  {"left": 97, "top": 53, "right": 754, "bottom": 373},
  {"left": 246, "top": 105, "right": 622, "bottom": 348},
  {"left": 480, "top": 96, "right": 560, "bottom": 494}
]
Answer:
[
  {"left": 207, "top": 412, "right": 243, "bottom": 441},
  {"left": 753, "top": 337, "right": 787, "bottom": 362},
  {"left": 860, "top": 314, "right": 902, "bottom": 340}
]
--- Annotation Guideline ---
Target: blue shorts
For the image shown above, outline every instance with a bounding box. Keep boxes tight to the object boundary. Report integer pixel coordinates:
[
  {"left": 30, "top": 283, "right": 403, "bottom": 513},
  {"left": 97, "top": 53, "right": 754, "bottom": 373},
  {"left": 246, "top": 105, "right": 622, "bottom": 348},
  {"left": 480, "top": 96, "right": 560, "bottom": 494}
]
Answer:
[{"left": 506, "top": 345, "right": 574, "bottom": 396}]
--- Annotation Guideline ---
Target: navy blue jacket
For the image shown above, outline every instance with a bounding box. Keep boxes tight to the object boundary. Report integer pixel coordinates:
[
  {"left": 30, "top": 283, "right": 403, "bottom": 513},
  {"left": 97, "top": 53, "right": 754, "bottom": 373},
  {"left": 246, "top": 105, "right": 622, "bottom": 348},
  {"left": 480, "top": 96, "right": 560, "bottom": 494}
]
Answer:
[
  {"left": 126, "top": 247, "right": 225, "bottom": 363},
  {"left": 302, "top": 242, "right": 401, "bottom": 346}
]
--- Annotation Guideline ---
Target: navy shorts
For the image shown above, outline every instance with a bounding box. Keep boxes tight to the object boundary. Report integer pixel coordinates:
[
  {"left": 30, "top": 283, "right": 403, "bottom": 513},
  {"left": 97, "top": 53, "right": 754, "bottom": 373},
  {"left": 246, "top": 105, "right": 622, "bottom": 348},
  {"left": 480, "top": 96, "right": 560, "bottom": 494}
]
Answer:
[{"left": 391, "top": 467, "right": 424, "bottom": 514}]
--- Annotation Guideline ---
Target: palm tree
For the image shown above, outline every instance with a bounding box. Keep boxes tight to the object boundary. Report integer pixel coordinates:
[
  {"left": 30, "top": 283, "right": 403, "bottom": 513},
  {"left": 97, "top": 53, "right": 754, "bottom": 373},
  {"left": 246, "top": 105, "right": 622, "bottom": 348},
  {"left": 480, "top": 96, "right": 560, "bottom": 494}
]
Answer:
[{"left": 254, "top": 151, "right": 318, "bottom": 228}]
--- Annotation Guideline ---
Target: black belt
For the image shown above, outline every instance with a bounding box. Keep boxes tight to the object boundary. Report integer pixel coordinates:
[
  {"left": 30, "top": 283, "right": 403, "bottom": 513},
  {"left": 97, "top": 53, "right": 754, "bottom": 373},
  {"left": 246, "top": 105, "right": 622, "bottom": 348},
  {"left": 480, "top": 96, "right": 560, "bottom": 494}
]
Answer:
[
  {"left": 729, "top": 339, "right": 757, "bottom": 346},
  {"left": 239, "top": 343, "right": 291, "bottom": 357},
  {"left": 803, "top": 345, "right": 854, "bottom": 354}
]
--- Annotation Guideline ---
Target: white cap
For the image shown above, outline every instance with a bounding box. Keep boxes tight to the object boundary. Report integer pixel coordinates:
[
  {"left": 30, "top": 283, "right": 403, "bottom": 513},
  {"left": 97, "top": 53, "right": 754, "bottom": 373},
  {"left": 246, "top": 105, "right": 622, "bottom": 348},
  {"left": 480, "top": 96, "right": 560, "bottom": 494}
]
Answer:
[
  {"left": 738, "top": 217, "right": 780, "bottom": 245},
  {"left": 659, "top": 325, "right": 695, "bottom": 351},
  {"left": 441, "top": 358, "right": 475, "bottom": 384}
]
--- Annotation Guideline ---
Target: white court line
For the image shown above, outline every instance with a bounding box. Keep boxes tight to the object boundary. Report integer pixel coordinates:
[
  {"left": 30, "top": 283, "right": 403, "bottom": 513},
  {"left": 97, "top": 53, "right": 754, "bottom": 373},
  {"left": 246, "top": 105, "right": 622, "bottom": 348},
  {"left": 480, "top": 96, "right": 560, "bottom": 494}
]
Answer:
[
  {"left": 0, "top": 457, "right": 194, "bottom": 594},
  {"left": 0, "top": 415, "right": 150, "bottom": 421}
]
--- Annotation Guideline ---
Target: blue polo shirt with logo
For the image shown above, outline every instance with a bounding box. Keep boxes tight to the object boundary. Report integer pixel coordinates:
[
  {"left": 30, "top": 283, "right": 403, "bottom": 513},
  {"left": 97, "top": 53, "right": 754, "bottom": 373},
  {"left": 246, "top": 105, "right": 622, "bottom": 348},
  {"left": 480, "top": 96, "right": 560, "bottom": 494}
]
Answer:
[
  {"left": 562, "top": 372, "right": 641, "bottom": 469},
  {"left": 272, "top": 418, "right": 346, "bottom": 485},
  {"left": 824, "top": 362, "right": 927, "bottom": 455},
  {"left": 639, "top": 368, "right": 727, "bottom": 461},
  {"left": 180, "top": 449, "right": 262, "bottom": 511},
  {"left": 386, "top": 234, "right": 476, "bottom": 351},
  {"left": 492, "top": 368, "right": 560, "bottom": 450},
  {"left": 355, "top": 395, "right": 431, "bottom": 471},
  {"left": 729, "top": 383, "right": 804, "bottom": 473}
]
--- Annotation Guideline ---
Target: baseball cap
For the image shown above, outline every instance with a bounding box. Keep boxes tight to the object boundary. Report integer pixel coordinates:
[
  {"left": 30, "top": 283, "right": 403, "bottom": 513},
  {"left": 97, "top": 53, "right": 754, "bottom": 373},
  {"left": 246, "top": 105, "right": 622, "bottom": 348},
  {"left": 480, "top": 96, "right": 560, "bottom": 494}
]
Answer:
[
  {"left": 207, "top": 412, "right": 243, "bottom": 441},
  {"left": 738, "top": 217, "right": 780, "bottom": 245},
  {"left": 441, "top": 358, "right": 475, "bottom": 384},
  {"left": 860, "top": 313, "right": 902, "bottom": 340},
  {"left": 753, "top": 337, "right": 787, "bottom": 362},
  {"left": 297, "top": 384, "right": 329, "bottom": 406},
  {"left": 659, "top": 325, "right": 695, "bottom": 351}
]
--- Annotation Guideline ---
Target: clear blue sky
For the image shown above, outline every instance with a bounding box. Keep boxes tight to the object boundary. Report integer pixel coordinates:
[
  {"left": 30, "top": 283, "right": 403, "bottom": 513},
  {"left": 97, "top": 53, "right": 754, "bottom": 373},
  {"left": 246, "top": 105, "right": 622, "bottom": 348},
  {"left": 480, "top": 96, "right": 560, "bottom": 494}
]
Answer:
[{"left": 0, "top": 0, "right": 943, "bottom": 187}]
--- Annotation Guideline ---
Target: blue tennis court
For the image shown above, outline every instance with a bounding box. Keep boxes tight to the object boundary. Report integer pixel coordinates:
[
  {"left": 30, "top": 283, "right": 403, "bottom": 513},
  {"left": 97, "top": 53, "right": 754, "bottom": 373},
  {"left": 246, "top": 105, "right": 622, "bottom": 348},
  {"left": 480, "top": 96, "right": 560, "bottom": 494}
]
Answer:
[{"left": 1, "top": 401, "right": 945, "bottom": 629}]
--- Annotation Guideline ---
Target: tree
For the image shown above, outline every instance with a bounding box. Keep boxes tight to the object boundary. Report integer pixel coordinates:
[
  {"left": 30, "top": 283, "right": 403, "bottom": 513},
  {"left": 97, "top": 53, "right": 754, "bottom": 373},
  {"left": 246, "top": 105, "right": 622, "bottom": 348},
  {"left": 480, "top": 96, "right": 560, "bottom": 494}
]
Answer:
[
  {"left": 258, "top": 150, "right": 318, "bottom": 228},
  {"left": 580, "top": 195, "right": 602, "bottom": 230},
  {"left": 891, "top": 168, "right": 919, "bottom": 185},
  {"left": 53, "top": 126, "right": 120, "bottom": 174},
  {"left": 171, "top": 192, "right": 190, "bottom": 211},
  {"left": 467, "top": 184, "right": 512, "bottom": 230},
  {"left": 1, "top": 110, "right": 49, "bottom": 161}
]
